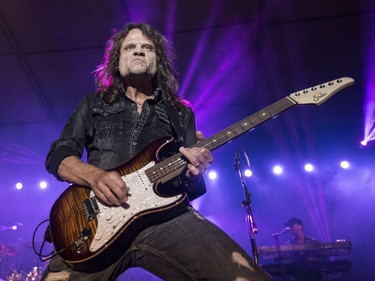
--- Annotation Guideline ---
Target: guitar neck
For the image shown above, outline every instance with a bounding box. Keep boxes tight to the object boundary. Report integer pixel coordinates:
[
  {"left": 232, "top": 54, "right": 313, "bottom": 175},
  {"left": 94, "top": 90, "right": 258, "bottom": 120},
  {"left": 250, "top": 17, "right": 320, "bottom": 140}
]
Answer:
[
  {"left": 199, "top": 96, "right": 295, "bottom": 151},
  {"left": 146, "top": 96, "right": 296, "bottom": 183}
]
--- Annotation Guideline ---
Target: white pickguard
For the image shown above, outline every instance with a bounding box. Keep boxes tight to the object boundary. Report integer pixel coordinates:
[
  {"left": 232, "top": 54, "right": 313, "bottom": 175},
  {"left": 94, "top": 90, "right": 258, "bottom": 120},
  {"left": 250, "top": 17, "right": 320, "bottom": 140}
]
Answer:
[{"left": 89, "top": 162, "right": 182, "bottom": 252}]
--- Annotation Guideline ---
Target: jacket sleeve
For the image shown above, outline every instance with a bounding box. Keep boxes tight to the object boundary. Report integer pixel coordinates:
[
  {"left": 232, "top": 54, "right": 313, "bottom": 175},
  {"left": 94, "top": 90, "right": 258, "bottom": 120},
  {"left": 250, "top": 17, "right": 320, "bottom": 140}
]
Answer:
[{"left": 45, "top": 96, "right": 92, "bottom": 180}]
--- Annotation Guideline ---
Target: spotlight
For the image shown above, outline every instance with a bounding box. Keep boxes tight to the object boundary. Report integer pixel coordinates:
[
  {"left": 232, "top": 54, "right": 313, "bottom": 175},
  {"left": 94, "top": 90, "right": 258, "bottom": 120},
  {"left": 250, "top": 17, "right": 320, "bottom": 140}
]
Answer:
[
  {"left": 39, "top": 181, "right": 47, "bottom": 189},
  {"left": 304, "top": 163, "right": 314, "bottom": 172},
  {"left": 340, "top": 161, "right": 350, "bottom": 169},
  {"left": 273, "top": 165, "right": 283, "bottom": 175},
  {"left": 360, "top": 139, "right": 367, "bottom": 146},
  {"left": 208, "top": 171, "right": 217, "bottom": 180},
  {"left": 244, "top": 169, "right": 253, "bottom": 177},
  {"left": 15, "top": 182, "right": 23, "bottom": 190},
  {"left": 10, "top": 223, "right": 22, "bottom": 231}
]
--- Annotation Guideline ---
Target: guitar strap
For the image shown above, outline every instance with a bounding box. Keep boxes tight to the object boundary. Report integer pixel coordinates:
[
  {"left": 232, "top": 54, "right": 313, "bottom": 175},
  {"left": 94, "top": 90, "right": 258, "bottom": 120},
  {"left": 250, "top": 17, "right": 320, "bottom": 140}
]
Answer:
[
  {"left": 164, "top": 105, "right": 207, "bottom": 201},
  {"left": 165, "top": 105, "right": 184, "bottom": 145}
]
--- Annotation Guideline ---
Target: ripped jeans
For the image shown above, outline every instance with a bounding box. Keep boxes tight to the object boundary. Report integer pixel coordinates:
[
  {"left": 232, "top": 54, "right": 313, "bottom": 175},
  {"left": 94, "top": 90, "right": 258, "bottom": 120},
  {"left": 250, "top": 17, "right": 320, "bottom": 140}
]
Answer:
[{"left": 41, "top": 207, "right": 271, "bottom": 281}]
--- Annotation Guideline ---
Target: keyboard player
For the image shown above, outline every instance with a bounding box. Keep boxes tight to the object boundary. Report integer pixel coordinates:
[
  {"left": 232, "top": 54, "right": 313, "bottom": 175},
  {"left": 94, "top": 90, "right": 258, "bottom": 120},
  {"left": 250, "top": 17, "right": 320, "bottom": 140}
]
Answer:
[
  {"left": 285, "top": 218, "right": 320, "bottom": 247},
  {"left": 283, "top": 217, "right": 324, "bottom": 281}
]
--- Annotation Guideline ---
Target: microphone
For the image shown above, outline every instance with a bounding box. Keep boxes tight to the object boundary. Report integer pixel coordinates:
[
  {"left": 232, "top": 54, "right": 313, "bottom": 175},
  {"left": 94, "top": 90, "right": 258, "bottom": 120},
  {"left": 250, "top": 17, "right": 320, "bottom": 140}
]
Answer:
[
  {"left": 271, "top": 227, "right": 290, "bottom": 237},
  {"left": 233, "top": 150, "right": 240, "bottom": 171}
]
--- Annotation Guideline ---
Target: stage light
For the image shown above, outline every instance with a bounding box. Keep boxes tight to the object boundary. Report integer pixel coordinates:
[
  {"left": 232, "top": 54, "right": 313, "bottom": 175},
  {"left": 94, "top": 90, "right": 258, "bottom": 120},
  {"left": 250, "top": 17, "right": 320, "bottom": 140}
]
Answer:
[
  {"left": 10, "top": 223, "right": 22, "bottom": 231},
  {"left": 208, "top": 170, "right": 217, "bottom": 180},
  {"left": 304, "top": 163, "right": 314, "bottom": 172},
  {"left": 340, "top": 161, "right": 350, "bottom": 169},
  {"left": 15, "top": 182, "right": 23, "bottom": 190},
  {"left": 244, "top": 169, "right": 253, "bottom": 177},
  {"left": 39, "top": 181, "right": 47, "bottom": 189},
  {"left": 360, "top": 139, "right": 368, "bottom": 146},
  {"left": 362, "top": 109, "right": 375, "bottom": 147},
  {"left": 273, "top": 165, "right": 283, "bottom": 175}
]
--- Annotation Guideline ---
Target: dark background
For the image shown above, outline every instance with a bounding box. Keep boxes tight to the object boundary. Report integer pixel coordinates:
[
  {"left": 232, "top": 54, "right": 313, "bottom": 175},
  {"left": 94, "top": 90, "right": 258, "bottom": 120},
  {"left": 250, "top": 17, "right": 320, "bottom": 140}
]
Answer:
[{"left": 0, "top": 1, "right": 373, "bottom": 280}]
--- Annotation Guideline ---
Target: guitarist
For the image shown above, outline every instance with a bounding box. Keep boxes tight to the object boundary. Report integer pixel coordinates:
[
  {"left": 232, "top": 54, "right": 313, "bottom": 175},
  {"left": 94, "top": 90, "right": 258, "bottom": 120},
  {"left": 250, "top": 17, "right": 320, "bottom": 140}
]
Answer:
[{"left": 42, "top": 22, "right": 271, "bottom": 281}]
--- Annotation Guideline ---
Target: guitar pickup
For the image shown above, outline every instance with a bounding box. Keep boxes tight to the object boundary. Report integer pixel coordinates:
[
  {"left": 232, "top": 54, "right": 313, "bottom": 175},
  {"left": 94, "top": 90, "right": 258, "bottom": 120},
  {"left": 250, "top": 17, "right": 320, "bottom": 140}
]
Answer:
[{"left": 82, "top": 197, "right": 100, "bottom": 220}]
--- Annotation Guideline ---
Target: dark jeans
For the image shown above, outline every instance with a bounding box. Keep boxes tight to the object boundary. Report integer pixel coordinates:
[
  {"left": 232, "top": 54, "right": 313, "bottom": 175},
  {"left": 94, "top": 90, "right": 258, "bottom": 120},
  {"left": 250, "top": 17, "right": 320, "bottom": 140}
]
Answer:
[{"left": 42, "top": 208, "right": 271, "bottom": 281}]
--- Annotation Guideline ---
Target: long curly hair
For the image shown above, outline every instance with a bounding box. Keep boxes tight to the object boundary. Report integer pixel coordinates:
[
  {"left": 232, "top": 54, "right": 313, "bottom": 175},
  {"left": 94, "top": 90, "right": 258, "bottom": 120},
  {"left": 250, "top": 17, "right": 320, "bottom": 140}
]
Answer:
[{"left": 94, "top": 22, "right": 184, "bottom": 108}]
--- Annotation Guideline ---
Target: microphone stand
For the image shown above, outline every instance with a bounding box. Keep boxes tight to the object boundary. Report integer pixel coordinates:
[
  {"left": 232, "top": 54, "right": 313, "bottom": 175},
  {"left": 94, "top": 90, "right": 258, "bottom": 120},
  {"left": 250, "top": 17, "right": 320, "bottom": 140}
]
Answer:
[
  {"left": 234, "top": 150, "right": 259, "bottom": 265},
  {"left": 272, "top": 232, "right": 287, "bottom": 281}
]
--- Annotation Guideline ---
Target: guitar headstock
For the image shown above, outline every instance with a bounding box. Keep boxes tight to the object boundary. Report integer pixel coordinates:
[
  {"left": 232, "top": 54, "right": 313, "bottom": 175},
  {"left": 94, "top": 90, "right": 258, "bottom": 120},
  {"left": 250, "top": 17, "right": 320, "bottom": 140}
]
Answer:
[{"left": 288, "top": 77, "right": 354, "bottom": 105}]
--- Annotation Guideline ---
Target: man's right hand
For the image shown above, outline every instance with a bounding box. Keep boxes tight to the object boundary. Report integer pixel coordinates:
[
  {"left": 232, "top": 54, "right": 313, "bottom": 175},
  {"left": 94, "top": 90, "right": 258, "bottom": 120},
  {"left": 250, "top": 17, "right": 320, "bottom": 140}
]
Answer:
[
  {"left": 57, "top": 156, "right": 129, "bottom": 206},
  {"left": 91, "top": 171, "right": 130, "bottom": 206}
]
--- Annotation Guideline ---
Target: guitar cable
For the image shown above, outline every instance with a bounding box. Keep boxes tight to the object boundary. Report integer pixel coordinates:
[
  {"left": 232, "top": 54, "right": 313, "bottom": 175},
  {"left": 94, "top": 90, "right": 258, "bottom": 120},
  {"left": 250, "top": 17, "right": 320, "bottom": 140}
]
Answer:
[
  {"left": 32, "top": 218, "right": 63, "bottom": 262},
  {"left": 33, "top": 218, "right": 93, "bottom": 262}
]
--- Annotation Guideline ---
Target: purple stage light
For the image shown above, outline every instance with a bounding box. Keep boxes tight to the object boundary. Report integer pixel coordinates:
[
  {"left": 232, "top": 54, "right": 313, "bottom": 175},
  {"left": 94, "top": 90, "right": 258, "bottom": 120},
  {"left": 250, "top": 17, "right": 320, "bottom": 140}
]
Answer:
[
  {"left": 273, "top": 165, "right": 283, "bottom": 175},
  {"left": 364, "top": 5, "right": 375, "bottom": 147},
  {"left": 207, "top": 170, "right": 218, "bottom": 180},
  {"left": 340, "top": 161, "right": 350, "bottom": 169},
  {"left": 304, "top": 163, "right": 314, "bottom": 172},
  {"left": 244, "top": 169, "right": 253, "bottom": 177},
  {"left": 39, "top": 181, "right": 47, "bottom": 189}
]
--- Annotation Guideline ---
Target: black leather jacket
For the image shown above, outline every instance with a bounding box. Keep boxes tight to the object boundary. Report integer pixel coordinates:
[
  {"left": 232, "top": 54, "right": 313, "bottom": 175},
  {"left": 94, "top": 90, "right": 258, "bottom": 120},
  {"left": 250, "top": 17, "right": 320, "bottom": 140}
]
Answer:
[{"left": 45, "top": 92, "right": 206, "bottom": 200}]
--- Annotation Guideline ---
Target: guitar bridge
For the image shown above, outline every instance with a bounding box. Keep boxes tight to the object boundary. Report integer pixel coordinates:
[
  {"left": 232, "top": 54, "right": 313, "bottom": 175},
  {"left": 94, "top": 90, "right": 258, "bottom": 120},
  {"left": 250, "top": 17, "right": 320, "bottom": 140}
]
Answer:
[{"left": 82, "top": 197, "right": 100, "bottom": 220}]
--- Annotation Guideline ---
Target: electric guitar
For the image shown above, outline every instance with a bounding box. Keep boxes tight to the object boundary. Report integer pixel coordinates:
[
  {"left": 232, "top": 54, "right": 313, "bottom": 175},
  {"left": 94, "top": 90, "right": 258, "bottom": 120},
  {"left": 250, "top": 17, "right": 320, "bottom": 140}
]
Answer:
[{"left": 48, "top": 77, "right": 354, "bottom": 269}]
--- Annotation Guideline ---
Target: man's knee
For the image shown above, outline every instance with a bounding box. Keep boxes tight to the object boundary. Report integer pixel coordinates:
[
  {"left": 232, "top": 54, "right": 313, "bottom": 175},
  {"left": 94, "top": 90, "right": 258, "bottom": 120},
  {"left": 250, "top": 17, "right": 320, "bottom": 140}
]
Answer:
[{"left": 43, "top": 270, "right": 71, "bottom": 281}]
